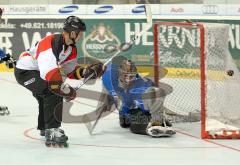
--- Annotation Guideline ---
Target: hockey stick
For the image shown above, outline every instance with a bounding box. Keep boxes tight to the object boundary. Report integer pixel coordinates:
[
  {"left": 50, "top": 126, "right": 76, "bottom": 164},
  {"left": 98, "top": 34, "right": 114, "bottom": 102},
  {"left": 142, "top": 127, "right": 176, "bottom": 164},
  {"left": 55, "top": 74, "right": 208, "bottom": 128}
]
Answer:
[
  {"left": 85, "top": 3, "right": 153, "bottom": 135},
  {"left": 84, "top": 95, "right": 119, "bottom": 135},
  {"left": 104, "top": 4, "right": 152, "bottom": 54},
  {"left": 75, "top": 3, "right": 152, "bottom": 92},
  {"left": 73, "top": 73, "right": 94, "bottom": 90},
  {"left": 87, "top": 107, "right": 105, "bottom": 135},
  {"left": 73, "top": 53, "right": 119, "bottom": 91}
]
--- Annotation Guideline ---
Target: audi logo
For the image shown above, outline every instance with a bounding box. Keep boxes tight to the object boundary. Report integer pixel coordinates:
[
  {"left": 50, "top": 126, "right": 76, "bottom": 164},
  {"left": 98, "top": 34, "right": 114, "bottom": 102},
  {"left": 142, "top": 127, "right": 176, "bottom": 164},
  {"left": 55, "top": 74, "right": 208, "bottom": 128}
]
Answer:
[{"left": 202, "top": 5, "right": 219, "bottom": 15}]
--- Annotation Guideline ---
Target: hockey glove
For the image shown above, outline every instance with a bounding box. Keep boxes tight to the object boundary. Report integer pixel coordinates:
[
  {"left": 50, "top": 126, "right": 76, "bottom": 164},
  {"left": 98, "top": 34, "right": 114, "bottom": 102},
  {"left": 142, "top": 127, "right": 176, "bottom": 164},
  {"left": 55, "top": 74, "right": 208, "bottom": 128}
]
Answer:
[
  {"left": 2, "top": 53, "right": 16, "bottom": 68},
  {"left": 67, "top": 65, "right": 85, "bottom": 80},
  {"left": 83, "top": 62, "right": 105, "bottom": 79},
  {"left": 49, "top": 83, "right": 76, "bottom": 102},
  {"left": 47, "top": 69, "right": 76, "bottom": 101}
]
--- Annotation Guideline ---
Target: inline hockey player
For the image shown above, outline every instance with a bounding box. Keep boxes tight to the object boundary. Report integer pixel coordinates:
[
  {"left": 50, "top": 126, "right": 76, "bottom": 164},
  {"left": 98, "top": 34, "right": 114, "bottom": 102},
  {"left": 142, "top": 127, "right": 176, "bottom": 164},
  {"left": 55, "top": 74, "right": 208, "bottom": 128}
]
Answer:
[
  {"left": 0, "top": 48, "right": 15, "bottom": 116},
  {"left": 0, "top": 5, "right": 16, "bottom": 116},
  {"left": 102, "top": 56, "right": 176, "bottom": 137},
  {"left": 0, "top": 7, "right": 16, "bottom": 116},
  {"left": 14, "top": 16, "right": 104, "bottom": 147}
]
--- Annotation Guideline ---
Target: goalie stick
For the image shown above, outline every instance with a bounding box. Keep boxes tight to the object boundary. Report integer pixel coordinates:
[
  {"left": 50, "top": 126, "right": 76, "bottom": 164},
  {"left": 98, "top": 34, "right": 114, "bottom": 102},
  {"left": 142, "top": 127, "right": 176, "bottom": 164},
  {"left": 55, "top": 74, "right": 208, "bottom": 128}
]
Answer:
[{"left": 84, "top": 3, "right": 153, "bottom": 135}]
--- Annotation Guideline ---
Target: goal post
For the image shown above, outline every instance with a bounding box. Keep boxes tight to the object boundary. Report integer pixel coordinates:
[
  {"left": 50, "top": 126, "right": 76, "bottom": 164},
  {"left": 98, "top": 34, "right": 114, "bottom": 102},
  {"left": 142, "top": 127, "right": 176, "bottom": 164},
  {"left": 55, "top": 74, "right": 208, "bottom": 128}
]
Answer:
[{"left": 153, "top": 21, "right": 240, "bottom": 139}]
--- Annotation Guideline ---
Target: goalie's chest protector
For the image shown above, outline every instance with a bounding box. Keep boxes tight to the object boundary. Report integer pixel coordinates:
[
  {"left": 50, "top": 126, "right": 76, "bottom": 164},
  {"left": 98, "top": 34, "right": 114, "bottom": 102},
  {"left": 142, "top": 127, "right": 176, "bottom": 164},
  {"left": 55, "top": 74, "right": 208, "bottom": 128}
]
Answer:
[{"left": 124, "top": 78, "right": 155, "bottom": 110}]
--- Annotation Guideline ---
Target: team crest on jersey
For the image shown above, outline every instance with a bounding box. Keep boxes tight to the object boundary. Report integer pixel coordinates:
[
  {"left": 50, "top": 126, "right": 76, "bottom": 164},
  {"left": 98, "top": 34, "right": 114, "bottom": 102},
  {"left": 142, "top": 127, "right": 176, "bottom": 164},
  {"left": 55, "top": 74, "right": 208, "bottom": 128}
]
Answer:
[
  {"left": 59, "top": 45, "right": 72, "bottom": 63},
  {"left": 82, "top": 23, "right": 120, "bottom": 62}
]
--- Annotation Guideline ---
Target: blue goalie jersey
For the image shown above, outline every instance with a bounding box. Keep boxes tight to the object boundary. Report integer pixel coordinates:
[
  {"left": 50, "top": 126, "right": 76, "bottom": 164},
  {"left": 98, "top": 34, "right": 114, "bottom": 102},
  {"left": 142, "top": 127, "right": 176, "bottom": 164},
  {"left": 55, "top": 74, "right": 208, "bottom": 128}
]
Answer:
[
  {"left": 102, "top": 62, "right": 155, "bottom": 116},
  {"left": 0, "top": 48, "right": 6, "bottom": 63}
]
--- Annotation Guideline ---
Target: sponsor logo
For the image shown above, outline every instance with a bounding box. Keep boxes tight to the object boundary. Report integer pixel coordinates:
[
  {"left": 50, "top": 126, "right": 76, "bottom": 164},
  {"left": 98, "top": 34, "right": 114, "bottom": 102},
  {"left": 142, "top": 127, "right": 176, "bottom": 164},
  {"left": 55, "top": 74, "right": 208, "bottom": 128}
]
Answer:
[
  {"left": 94, "top": 5, "right": 113, "bottom": 14},
  {"left": 58, "top": 5, "right": 78, "bottom": 14},
  {"left": 82, "top": 23, "right": 120, "bottom": 61},
  {"left": 132, "top": 5, "right": 145, "bottom": 14},
  {"left": 202, "top": 5, "right": 218, "bottom": 15},
  {"left": 24, "top": 78, "right": 35, "bottom": 86},
  {"left": 129, "top": 87, "right": 148, "bottom": 94},
  {"left": 9, "top": 6, "right": 47, "bottom": 14},
  {"left": 171, "top": 7, "right": 184, "bottom": 13}
]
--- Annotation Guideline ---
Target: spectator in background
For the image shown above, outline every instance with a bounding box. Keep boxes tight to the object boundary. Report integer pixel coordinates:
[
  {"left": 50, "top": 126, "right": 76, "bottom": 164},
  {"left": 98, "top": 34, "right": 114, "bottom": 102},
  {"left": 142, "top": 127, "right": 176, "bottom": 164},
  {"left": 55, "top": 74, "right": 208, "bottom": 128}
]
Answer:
[{"left": 0, "top": 7, "right": 3, "bottom": 22}]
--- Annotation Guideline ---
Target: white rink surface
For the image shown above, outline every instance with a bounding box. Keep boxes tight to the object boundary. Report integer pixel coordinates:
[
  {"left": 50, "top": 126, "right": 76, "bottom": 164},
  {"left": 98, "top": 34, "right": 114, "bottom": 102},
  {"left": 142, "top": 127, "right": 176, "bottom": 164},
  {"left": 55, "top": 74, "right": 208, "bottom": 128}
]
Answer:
[{"left": 0, "top": 72, "right": 240, "bottom": 165}]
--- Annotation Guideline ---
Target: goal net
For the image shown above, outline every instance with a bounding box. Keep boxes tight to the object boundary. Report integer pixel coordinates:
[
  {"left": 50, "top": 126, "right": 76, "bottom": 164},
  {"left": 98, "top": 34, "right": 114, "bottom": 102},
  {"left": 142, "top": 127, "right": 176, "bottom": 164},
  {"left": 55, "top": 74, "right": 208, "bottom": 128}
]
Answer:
[{"left": 153, "top": 21, "right": 240, "bottom": 139}]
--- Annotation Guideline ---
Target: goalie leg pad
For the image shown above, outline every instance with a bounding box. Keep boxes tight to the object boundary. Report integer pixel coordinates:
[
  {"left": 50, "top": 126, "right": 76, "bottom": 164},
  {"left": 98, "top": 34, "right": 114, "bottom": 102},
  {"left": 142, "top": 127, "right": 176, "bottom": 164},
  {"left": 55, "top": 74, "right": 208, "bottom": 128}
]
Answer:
[
  {"left": 129, "top": 108, "right": 151, "bottom": 135},
  {"left": 119, "top": 115, "right": 131, "bottom": 128},
  {"left": 146, "top": 123, "right": 176, "bottom": 137}
]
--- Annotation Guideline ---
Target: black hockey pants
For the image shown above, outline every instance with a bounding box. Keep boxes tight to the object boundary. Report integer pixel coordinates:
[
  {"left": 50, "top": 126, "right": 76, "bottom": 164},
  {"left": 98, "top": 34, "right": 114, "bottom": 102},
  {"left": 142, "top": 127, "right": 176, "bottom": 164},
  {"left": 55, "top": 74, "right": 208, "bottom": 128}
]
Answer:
[{"left": 14, "top": 68, "right": 62, "bottom": 130}]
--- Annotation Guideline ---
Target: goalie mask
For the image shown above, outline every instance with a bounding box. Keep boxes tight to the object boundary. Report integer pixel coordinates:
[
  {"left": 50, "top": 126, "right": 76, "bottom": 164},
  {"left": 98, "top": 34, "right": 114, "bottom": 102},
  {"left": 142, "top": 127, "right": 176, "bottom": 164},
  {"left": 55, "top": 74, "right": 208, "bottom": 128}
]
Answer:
[{"left": 119, "top": 60, "right": 138, "bottom": 87}]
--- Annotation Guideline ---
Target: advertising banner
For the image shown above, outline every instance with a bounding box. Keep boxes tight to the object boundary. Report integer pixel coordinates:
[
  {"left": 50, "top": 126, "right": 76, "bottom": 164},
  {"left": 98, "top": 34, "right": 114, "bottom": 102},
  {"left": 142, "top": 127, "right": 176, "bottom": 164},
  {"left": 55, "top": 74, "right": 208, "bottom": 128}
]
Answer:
[
  {"left": 1, "top": 4, "right": 240, "bottom": 16},
  {"left": 1, "top": 18, "right": 240, "bottom": 66}
]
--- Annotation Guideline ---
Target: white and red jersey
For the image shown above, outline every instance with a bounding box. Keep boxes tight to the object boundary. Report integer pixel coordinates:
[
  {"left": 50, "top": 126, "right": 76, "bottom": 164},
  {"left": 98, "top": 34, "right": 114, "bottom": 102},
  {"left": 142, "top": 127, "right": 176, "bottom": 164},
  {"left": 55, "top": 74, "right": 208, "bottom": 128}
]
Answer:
[{"left": 16, "top": 33, "right": 78, "bottom": 81}]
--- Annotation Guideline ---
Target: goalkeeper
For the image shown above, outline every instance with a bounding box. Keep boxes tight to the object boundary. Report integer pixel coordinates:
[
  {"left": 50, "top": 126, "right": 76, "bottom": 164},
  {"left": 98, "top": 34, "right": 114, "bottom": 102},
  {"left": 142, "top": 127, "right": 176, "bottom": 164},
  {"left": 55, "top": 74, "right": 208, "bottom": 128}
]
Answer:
[{"left": 102, "top": 56, "right": 176, "bottom": 137}]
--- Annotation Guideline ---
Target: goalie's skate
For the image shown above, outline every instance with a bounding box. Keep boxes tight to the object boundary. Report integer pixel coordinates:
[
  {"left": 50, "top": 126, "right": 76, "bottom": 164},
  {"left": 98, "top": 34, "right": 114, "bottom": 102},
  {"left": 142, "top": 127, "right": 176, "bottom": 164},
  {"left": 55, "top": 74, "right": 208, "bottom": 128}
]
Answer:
[
  {"left": 0, "top": 106, "right": 10, "bottom": 116},
  {"left": 45, "top": 128, "right": 69, "bottom": 148},
  {"left": 146, "top": 121, "right": 176, "bottom": 137}
]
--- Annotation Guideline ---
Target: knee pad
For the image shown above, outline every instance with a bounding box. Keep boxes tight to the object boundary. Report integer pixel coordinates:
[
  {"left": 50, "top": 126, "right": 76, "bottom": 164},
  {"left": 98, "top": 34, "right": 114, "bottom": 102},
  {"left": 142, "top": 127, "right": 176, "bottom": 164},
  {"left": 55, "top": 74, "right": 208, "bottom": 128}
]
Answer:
[
  {"left": 119, "top": 115, "right": 130, "bottom": 128},
  {"left": 129, "top": 108, "right": 151, "bottom": 135},
  {"left": 119, "top": 106, "right": 130, "bottom": 116}
]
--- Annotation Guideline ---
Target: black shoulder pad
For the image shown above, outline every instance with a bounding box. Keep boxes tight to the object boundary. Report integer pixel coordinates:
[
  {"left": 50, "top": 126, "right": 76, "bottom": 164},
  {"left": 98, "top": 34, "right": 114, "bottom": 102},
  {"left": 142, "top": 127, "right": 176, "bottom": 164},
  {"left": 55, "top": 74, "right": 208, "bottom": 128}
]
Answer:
[{"left": 51, "top": 34, "right": 64, "bottom": 61}]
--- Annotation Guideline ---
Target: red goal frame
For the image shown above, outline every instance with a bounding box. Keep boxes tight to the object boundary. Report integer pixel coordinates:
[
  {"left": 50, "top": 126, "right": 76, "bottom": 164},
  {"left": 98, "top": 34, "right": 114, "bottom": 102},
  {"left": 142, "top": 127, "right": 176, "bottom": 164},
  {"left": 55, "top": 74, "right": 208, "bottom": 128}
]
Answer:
[{"left": 153, "top": 21, "right": 240, "bottom": 139}]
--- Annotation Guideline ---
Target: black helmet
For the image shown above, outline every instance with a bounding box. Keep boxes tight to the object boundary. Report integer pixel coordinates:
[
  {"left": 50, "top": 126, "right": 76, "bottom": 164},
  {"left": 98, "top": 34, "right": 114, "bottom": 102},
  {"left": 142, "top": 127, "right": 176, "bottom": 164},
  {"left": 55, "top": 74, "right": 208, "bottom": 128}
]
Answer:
[{"left": 63, "top": 16, "right": 86, "bottom": 33}]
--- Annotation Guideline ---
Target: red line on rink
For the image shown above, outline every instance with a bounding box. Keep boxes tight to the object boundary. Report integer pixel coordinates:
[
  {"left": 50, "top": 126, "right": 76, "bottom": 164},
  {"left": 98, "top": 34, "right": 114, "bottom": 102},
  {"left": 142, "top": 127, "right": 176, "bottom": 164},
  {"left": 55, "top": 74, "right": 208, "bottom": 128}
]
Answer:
[
  {"left": 3, "top": 77, "right": 240, "bottom": 151},
  {"left": 176, "top": 130, "right": 240, "bottom": 152},
  {"left": 23, "top": 127, "right": 44, "bottom": 142},
  {"left": 23, "top": 127, "right": 225, "bottom": 150}
]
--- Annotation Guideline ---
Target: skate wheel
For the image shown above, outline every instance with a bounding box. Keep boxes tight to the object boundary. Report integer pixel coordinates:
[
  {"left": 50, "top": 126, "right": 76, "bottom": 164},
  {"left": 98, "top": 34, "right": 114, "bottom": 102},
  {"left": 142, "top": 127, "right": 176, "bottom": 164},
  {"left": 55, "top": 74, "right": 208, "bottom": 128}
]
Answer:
[
  {"left": 63, "top": 143, "right": 69, "bottom": 148},
  {"left": 45, "top": 141, "right": 68, "bottom": 148},
  {"left": 56, "top": 143, "right": 68, "bottom": 148},
  {"left": 52, "top": 142, "right": 58, "bottom": 148},
  {"left": 57, "top": 143, "right": 64, "bottom": 148},
  {"left": 45, "top": 142, "right": 52, "bottom": 147}
]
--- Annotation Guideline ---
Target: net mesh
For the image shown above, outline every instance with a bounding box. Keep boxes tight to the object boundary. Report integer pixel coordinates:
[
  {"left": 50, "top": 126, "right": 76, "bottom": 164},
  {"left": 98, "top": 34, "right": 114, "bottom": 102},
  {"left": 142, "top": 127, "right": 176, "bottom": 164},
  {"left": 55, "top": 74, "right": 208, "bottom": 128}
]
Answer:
[
  {"left": 155, "top": 22, "right": 240, "bottom": 138},
  {"left": 204, "top": 24, "right": 240, "bottom": 136}
]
